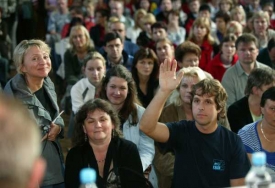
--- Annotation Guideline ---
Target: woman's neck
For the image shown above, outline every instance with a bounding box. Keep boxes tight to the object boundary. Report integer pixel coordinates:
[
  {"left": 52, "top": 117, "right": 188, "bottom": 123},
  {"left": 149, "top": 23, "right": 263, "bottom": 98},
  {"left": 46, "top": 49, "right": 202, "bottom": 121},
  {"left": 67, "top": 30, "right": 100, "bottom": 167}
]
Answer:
[
  {"left": 220, "top": 53, "right": 233, "bottom": 66},
  {"left": 89, "top": 137, "right": 111, "bottom": 152},
  {"left": 195, "top": 38, "right": 203, "bottom": 46},
  {"left": 168, "top": 22, "right": 178, "bottom": 31},
  {"left": 25, "top": 75, "right": 44, "bottom": 93},
  {"left": 138, "top": 74, "right": 150, "bottom": 83}
]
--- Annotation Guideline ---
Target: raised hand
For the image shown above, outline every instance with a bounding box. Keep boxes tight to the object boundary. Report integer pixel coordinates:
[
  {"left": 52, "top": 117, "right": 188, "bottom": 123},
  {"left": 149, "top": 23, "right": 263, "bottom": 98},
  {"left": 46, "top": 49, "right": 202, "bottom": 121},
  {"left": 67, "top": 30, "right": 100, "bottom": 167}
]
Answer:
[{"left": 159, "top": 59, "right": 184, "bottom": 92}]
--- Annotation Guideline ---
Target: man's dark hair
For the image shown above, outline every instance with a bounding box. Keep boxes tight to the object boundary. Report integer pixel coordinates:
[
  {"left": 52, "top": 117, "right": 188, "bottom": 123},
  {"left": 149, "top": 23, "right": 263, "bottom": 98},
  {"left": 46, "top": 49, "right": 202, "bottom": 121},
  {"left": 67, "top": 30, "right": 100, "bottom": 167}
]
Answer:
[
  {"left": 104, "top": 32, "right": 122, "bottom": 46},
  {"left": 151, "top": 21, "right": 167, "bottom": 32},
  {"left": 235, "top": 33, "right": 258, "bottom": 50},
  {"left": 95, "top": 8, "right": 109, "bottom": 19},
  {"left": 199, "top": 3, "right": 211, "bottom": 13},
  {"left": 215, "top": 11, "right": 231, "bottom": 23}
]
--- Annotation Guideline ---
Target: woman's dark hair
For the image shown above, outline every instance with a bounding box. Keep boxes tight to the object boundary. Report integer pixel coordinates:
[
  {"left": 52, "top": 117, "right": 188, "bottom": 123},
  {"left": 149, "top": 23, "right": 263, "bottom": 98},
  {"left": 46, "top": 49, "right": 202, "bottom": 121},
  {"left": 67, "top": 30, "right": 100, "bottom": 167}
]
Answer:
[
  {"left": 72, "top": 99, "right": 122, "bottom": 146},
  {"left": 261, "top": 87, "right": 275, "bottom": 107},
  {"left": 100, "top": 65, "right": 140, "bottom": 125},
  {"left": 131, "top": 48, "right": 159, "bottom": 84}
]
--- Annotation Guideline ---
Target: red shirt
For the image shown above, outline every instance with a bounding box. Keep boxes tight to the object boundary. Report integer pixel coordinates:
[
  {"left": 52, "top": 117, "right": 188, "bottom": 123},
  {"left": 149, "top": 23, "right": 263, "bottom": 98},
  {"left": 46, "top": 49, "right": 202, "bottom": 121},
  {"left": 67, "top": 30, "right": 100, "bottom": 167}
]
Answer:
[
  {"left": 205, "top": 52, "right": 238, "bottom": 81},
  {"left": 190, "top": 40, "right": 214, "bottom": 71}
]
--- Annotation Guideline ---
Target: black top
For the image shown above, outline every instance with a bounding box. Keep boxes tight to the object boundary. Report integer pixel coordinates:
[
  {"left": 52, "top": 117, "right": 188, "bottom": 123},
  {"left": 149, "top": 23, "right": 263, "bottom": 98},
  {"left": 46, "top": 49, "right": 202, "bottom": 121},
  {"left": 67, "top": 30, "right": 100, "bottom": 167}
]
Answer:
[
  {"left": 136, "top": 80, "right": 159, "bottom": 108},
  {"left": 65, "top": 138, "right": 147, "bottom": 188},
  {"left": 160, "top": 120, "right": 251, "bottom": 188},
  {"left": 227, "top": 96, "right": 253, "bottom": 133},
  {"left": 34, "top": 86, "right": 56, "bottom": 119}
]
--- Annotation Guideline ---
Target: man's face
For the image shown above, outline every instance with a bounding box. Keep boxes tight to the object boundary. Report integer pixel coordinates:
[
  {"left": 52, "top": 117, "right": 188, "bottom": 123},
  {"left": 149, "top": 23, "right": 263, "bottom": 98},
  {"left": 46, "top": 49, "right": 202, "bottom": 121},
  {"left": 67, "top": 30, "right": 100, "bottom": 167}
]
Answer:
[
  {"left": 152, "top": 28, "right": 167, "bottom": 42},
  {"left": 110, "top": 22, "right": 126, "bottom": 40},
  {"left": 236, "top": 42, "right": 259, "bottom": 65},
  {"left": 198, "top": 10, "right": 210, "bottom": 18},
  {"left": 156, "top": 41, "right": 174, "bottom": 62},
  {"left": 269, "top": 47, "right": 275, "bottom": 62},
  {"left": 189, "top": 0, "right": 200, "bottom": 13},
  {"left": 104, "top": 38, "right": 124, "bottom": 63},
  {"left": 215, "top": 18, "right": 226, "bottom": 32},
  {"left": 109, "top": 1, "right": 123, "bottom": 18},
  {"left": 192, "top": 93, "right": 221, "bottom": 127},
  {"left": 161, "top": 0, "right": 172, "bottom": 12}
]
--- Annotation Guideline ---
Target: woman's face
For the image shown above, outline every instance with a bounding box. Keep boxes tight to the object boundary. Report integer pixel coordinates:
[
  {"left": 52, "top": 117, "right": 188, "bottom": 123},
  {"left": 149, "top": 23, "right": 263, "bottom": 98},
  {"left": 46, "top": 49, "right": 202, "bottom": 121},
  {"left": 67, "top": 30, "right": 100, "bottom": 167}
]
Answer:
[
  {"left": 220, "top": 2, "right": 231, "bottom": 12},
  {"left": 254, "top": 17, "right": 268, "bottom": 34},
  {"left": 179, "top": 76, "right": 199, "bottom": 104},
  {"left": 84, "top": 59, "right": 105, "bottom": 87},
  {"left": 83, "top": 109, "right": 114, "bottom": 143},
  {"left": 106, "top": 76, "right": 128, "bottom": 110},
  {"left": 21, "top": 46, "right": 51, "bottom": 79},
  {"left": 193, "top": 25, "right": 207, "bottom": 40},
  {"left": 261, "top": 99, "right": 275, "bottom": 128},
  {"left": 142, "top": 22, "right": 153, "bottom": 33},
  {"left": 135, "top": 58, "right": 154, "bottom": 77},
  {"left": 71, "top": 29, "right": 87, "bottom": 49},
  {"left": 168, "top": 13, "right": 179, "bottom": 24},
  {"left": 140, "top": 0, "right": 150, "bottom": 11},
  {"left": 221, "top": 41, "right": 236, "bottom": 58},
  {"left": 234, "top": 10, "right": 243, "bottom": 22}
]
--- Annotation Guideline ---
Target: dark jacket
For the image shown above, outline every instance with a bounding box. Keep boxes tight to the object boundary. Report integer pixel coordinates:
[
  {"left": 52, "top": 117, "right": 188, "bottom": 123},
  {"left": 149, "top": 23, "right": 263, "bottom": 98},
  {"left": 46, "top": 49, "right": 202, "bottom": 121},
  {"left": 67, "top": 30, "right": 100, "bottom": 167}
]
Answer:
[
  {"left": 65, "top": 138, "right": 147, "bottom": 188},
  {"left": 102, "top": 50, "right": 133, "bottom": 71},
  {"left": 227, "top": 96, "right": 253, "bottom": 133}
]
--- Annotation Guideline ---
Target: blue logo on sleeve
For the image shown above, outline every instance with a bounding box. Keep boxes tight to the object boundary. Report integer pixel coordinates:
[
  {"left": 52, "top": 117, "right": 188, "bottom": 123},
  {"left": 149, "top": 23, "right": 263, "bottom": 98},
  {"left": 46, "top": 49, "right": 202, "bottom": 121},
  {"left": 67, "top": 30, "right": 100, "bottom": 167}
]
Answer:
[{"left": 213, "top": 159, "right": 225, "bottom": 171}]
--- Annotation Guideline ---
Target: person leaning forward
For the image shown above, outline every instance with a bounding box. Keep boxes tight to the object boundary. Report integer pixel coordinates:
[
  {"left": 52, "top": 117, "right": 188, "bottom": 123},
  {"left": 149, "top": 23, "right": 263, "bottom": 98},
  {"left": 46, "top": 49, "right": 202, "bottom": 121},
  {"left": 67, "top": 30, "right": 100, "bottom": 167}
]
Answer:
[{"left": 139, "top": 59, "right": 251, "bottom": 187}]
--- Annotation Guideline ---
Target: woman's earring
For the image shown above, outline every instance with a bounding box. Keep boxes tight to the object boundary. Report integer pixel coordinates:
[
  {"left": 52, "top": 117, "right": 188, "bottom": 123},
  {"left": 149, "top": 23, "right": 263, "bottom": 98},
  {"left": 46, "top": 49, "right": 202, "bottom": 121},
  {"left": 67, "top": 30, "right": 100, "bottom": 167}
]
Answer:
[
  {"left": 85, "top": 133, "right": 88, "bottom": 142},
  {"left": 112, "top": 129, "right": 115, "bottom": 138}
]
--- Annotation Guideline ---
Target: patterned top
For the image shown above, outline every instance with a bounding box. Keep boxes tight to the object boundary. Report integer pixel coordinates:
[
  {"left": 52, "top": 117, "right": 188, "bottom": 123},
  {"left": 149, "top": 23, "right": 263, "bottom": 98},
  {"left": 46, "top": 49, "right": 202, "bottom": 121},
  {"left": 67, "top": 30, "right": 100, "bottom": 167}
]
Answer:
[{"left": 238, "top": 121, "right": 275, "bottom": 181}]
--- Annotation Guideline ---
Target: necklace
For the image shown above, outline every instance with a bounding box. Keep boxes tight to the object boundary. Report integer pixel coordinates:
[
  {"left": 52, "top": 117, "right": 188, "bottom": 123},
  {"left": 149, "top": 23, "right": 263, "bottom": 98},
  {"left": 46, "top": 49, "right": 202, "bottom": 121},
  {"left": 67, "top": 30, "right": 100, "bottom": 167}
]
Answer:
[
  {"left": 96, "top": 158, "right": 105, "bottom": 163},
  {"left": 260, "top": 122, "right": 273, "bottom": 142}
]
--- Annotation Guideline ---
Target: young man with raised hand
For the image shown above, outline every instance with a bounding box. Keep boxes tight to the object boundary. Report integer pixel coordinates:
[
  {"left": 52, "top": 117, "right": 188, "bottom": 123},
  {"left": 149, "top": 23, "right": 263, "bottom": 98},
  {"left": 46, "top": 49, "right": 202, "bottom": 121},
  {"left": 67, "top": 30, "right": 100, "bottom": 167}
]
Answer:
[{"left": 139, "top": 59, "right": 250, "bottom": 187}]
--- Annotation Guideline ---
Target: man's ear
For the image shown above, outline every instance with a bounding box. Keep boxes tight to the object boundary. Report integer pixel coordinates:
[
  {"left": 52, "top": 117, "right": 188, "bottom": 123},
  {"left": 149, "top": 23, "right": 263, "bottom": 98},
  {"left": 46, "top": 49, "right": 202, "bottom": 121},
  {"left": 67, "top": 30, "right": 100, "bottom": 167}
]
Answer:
[{"left": 27, "top": 157, "right": 46, "bottom": 188}]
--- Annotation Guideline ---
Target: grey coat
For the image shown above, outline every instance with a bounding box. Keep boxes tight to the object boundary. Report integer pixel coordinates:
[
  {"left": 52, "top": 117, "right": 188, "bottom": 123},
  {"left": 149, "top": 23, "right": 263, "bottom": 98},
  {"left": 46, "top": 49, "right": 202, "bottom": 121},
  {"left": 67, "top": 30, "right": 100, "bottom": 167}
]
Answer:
[{"left": 4, "top": 74, "right": 65, "bottom": 186}]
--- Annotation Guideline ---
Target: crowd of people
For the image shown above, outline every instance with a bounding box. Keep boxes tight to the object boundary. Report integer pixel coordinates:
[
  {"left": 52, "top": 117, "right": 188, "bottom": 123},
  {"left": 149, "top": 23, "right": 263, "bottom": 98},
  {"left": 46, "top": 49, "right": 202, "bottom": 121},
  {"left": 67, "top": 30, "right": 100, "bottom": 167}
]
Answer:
[{"left": 1, "top": 0, "right": 275, "bottom": 187}]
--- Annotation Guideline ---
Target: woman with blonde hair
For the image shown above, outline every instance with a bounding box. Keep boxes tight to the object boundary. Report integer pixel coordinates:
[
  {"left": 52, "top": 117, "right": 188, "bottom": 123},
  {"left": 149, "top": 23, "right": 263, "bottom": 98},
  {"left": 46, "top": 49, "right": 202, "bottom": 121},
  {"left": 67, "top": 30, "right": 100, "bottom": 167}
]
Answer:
[
  {"left": 187, "top": 17, "right": 219, "bottom": 70},
  {"left": 251, "top": 11, "right": 275, "bottom": 49},
  {"left": 126, "top": 9, "right": 147, "bottom": 43},
  {"left": 4, "top": 39, "right": 65, "bottom": 187},
  {"left": 65, "top": 25, "right": 95, "bottom": 85},
  {"left": 230, "top": 5, "right": 246, "bottom": 27},
  {"left": 226, "top": 20, "right": 243, "bottom": 37},
  {"left": 137, "top": 13, "right": 157, "bottom": 47}
]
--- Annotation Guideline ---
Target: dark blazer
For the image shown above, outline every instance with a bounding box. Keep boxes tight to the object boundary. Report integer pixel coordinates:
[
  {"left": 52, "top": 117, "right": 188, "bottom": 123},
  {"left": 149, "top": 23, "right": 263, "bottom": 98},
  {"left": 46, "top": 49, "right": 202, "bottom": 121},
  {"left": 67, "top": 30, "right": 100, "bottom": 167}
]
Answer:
[
  {"left": 227, "top": 96, "right": 253, "bottom": 133},
  {"left": 65, "top": 138, "right": 147, "bottom": 188}
]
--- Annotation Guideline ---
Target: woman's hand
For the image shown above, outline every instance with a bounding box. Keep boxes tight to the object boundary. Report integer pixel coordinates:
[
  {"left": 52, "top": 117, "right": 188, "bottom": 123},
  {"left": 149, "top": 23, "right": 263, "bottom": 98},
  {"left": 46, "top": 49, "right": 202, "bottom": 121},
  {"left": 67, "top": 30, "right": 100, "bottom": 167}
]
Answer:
[
  {"left": 159, "top": 58, "right": 183, "bottom": 93},
  {"left": 47, "top": 123, "right": 61, "bottom": 141}
]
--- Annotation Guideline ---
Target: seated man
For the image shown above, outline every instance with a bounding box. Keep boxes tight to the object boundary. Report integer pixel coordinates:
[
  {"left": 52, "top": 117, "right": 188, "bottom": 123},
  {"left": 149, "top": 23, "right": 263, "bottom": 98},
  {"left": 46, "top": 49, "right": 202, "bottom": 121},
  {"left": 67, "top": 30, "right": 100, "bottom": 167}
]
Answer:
[
  {"left": 102, "top": 32, "right": 133, "bottom": 71},
  {"left": 257, "top": 37, "right": 275, "bottom": 69},
  {"left": 228, "top": 68, "right": 275, "bottom": 133},
  {"left": 0, "top": 94, "right": 46, "bottom": 188},
  {"left": 222, "top": 33, "right": 270, "bottom": 107},
  {"left": 140, "top": 59, "right": 251, "bottom": 187}
]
